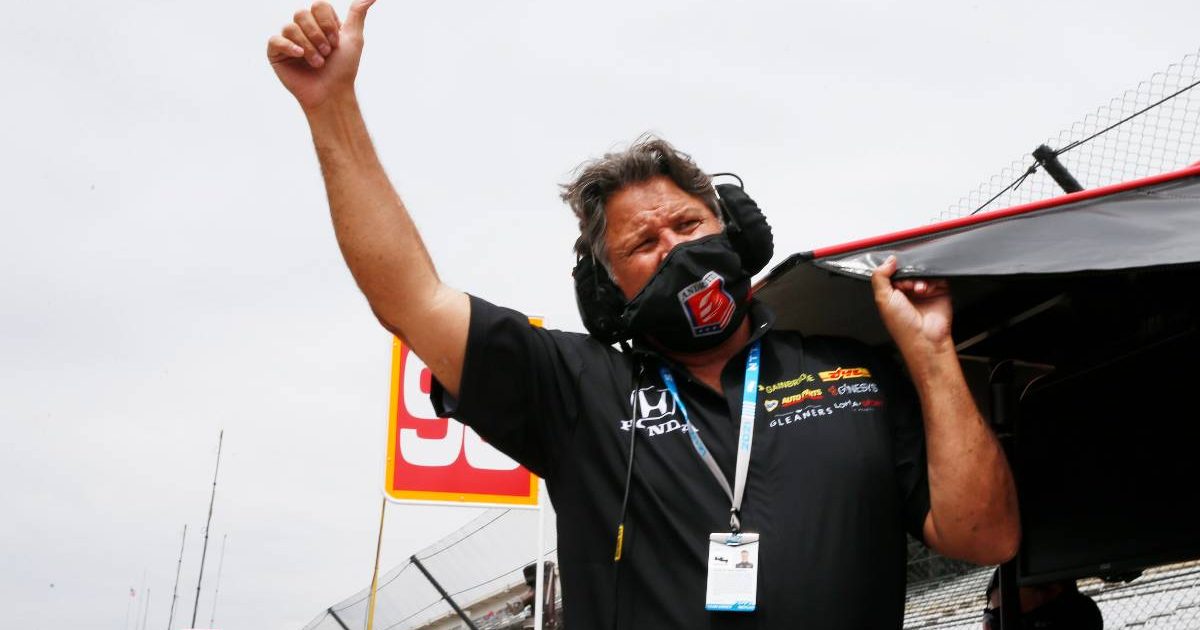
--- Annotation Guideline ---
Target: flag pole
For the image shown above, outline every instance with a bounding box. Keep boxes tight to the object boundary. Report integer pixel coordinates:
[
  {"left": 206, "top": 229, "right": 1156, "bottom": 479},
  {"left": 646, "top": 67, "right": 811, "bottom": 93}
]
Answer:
[
  {"left": 125, "top": 586, "right": 135, "bottom": 630},
  {"left": 136, "top": 570, "right": 147, "bottom": 630},
  {"left": 366, "top": 496, "right": 387, "bottom": 630},
  {"left": 139, "top": 588, "right": 152, "bottom": 630}
]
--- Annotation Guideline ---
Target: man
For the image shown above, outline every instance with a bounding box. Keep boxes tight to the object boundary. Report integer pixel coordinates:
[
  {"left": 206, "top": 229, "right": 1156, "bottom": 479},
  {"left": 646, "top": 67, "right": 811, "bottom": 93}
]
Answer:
[
  {"left": 267, "top": 2, "right": 1020, "bottom": 628},
  {"left": 983, "top": 570, "right": 1104, "bottom": 629}
]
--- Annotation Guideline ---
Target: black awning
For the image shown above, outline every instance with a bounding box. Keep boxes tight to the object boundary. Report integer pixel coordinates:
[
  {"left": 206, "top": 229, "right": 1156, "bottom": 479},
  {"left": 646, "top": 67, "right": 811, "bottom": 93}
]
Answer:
[
  {"left": 754, "top": 164, "right": 1200, "bottom": 582},
  {"left": 755, "top": 163, "right": 1200, "bottom": 349}
]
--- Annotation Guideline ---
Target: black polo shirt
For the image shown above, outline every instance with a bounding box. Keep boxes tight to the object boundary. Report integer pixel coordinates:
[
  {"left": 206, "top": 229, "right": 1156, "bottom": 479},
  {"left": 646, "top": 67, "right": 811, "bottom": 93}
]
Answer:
[{"left": 433, "top": 295, "right": 930, "bottom": 629}]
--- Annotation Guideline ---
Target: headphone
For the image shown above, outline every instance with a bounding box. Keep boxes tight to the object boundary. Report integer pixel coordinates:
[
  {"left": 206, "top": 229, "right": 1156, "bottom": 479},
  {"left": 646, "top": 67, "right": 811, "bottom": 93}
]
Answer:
[{"left": 572, "top": 175, "right": 775, "bottom": 344}]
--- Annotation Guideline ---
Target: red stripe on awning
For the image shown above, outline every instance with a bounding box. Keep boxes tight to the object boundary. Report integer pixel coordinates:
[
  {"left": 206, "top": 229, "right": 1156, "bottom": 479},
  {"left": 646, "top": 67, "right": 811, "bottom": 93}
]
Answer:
[{"left": 810, "top": 163, "right": 1200, "bottom": 259}]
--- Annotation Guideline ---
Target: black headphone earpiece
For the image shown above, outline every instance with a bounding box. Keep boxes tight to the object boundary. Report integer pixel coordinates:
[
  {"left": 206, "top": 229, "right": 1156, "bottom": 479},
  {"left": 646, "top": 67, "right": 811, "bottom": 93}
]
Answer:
[
  {"left": 715, "top": 182, "right": 774, "bottom": 276},
  {"left": 573, "top": 253, "right": 629, "bottom": 345},
  {"left": 572, "top": 176, "right": 774, "bottom": 344}
]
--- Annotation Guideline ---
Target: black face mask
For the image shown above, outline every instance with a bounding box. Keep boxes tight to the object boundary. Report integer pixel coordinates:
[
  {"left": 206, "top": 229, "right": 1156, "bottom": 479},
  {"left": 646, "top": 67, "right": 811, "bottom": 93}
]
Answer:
[{"left": 620, "top": 234, "right": 751, "bottom": 354}]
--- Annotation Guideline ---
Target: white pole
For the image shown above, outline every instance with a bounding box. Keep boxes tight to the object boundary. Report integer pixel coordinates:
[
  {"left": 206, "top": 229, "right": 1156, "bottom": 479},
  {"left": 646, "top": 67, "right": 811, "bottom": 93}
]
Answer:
[
  {"left": 124, "top": 587, "right": 135, "bottom": 630},
  {"left": 533, "top": 480, "right": 546, "bottom": 630},
  {"left": 135, "top": 570, "right": 147, "bottom": 630},
  {"left": 139, "top": 587, "right": 151, "bottom": 630}
]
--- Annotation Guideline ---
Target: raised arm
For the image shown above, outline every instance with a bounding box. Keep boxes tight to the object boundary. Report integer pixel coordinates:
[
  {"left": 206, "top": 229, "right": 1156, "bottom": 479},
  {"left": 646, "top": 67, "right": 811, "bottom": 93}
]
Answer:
[
  {"left": 871, "top": 256, "right": 1021, "bottom": 565},
  {"left": 268, "top": 0, "right": 469, "bottom": 394}
]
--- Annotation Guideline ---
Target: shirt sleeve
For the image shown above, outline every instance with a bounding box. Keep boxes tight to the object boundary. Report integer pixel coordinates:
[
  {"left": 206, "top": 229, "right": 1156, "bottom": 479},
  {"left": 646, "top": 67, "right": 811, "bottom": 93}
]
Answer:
[
  {"left": 874, "top": 349, "right": 932, "bottom": 543},
  {"left": 429, "top": 294, "right": 585, "bottom": 478}
]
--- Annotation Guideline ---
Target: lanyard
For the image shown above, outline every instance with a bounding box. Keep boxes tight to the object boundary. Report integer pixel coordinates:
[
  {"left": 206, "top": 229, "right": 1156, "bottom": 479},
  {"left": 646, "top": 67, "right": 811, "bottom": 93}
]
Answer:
[{"left": 659, "top": 341, "right": 761, "bottom": 532}]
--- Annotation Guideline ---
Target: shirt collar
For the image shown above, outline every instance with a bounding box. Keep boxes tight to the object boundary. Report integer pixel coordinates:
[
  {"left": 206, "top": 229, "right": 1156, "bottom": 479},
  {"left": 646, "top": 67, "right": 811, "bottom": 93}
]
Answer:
[{"left": 745, "top": 299, "right": 776, "bottom": 345}]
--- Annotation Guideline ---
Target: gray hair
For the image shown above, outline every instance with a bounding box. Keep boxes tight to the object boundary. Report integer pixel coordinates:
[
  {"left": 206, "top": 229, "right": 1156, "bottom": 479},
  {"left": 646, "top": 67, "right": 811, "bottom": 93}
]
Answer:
[{"left": 560, "top": 135, "right": 720, "bottom": 271}]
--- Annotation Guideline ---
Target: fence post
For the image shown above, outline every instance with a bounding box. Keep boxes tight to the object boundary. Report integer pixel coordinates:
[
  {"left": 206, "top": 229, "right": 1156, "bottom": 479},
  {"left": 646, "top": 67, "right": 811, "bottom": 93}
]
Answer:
[
  {"left": 1033, "top": 145, "right": 1084, "bottom": 194},
  {"left": 411, "top": 555, "right": 481, "bottom": 630},
  {"left": 327, "top": 607, "right": 351, "bottom": 630}
]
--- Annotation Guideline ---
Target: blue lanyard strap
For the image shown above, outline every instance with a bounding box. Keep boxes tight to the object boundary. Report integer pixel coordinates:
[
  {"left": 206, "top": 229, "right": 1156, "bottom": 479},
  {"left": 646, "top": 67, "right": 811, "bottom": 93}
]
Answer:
[{"left": 659, "top": 341, "right": 761, "bottom": 532}]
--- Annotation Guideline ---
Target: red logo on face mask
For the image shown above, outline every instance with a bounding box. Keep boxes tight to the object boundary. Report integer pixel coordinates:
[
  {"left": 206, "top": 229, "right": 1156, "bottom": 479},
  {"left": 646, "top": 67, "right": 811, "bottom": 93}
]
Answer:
[{"left": 678, "top": 271, "right": 736, "bottom": 337}]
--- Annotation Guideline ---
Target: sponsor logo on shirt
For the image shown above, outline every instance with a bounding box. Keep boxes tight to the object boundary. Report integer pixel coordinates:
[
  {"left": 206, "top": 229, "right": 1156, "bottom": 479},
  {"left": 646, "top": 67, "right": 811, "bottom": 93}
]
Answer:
[
  {"left": 826, "top": 382, "right": 880, "bottom": 397},
  {"left": 758, "top": 373, "right": 816, "bottom": 394},
  {"left": 769, "top": 398, "right": 887, "bottom": 430},
  {"left": 764, "top": 399, "right": 779, "bottom": 412},
  {"left": 769, "top": 404, "right": 835, "bottom": 427},
  {"left": 619, "top": 386, "right": 690, "bottom": 438},
  {"left": 818, "top": 366, "right": 872, "bottom": 382},
  {"left": 678, "top": 271, "right": 736, "bottom": 337},
  {"left": 832, "top": 399, "right": 883, "bottom": 411},
  {"left": 780, "top": 388, "right": 824, "bottom": 407}
]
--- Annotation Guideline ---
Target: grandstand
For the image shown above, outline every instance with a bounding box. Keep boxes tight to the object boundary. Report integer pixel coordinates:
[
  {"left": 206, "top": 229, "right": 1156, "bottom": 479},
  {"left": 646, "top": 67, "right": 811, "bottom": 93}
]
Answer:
[{"left": 904, "top": 561, "right": 1200, "bottom": 629}]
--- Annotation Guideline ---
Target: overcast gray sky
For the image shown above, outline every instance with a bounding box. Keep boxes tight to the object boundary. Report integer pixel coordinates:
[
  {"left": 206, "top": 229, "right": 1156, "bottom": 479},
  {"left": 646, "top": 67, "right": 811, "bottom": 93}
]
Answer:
[{"left": 2, "top": 0, "right": 1196, "bottom": 628}]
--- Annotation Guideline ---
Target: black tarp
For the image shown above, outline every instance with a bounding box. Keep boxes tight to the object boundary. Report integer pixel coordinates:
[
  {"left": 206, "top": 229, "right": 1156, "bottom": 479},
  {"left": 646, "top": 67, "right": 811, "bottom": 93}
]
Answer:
[{"left": 754, "top": 163, "right": 1200, "bottom": 584}]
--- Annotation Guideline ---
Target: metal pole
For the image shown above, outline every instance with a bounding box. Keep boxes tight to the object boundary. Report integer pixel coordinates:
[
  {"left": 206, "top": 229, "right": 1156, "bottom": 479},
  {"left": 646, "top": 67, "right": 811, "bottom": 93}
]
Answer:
[
  {"left": 167, "top": 525, "right": 187, "bottom": 630},
  {"left": 410, "top": 555, "right": 480, "bottom": 630},
  {"left": 534, "top": 483, "right": 545, "bottom": 630},
  {"left": 327, "top": 607, "right": 352, "bottom": 630},
  {"left": 989, "top": 361, "right": 1021, "bottom": 630},
  {"left": 1032, "top": 144, "right": 1084, "bottom": 194},
  {"left": 208, "top": 534, "right": 228, "bottom": 628},
  {"left": 191, "top": 429, "right": 224, "bottom": 628},
  {"left": 366, "top": 497, "right": 387, "bottom": 630}
]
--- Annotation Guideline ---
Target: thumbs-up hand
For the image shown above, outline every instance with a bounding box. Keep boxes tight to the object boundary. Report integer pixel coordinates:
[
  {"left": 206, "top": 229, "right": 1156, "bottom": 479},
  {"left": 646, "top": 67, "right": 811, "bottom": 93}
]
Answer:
[{"left": 267, "top": 0, "right": 376, "bottom": 113}]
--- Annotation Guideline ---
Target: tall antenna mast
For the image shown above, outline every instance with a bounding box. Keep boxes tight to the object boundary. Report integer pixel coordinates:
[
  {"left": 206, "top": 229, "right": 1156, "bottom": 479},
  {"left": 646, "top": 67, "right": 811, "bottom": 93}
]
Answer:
[
  {"left": 191, "top": 429, "right": 224, "bottom": 628},
  {"left": 208, "top": 534, "right": 228, "bottom": 628},
  {"left": 166, "top": 524, "right": 187, "bottom": 630}
]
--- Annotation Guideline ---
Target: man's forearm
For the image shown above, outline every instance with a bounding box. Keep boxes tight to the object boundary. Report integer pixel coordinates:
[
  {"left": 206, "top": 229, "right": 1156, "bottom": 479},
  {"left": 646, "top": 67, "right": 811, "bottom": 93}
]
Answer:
[
  {"left": 908, "top": 345, "right": 1021, "bottom": 565},
  {"left": 307, "top": 95, "right": 439, "bottom": 326},
  {"left": 304, "top": 96, "right": 469, "bottom": 393},
  {"left": 867, "top": 260, "right": 1019, "bottom": 563}
]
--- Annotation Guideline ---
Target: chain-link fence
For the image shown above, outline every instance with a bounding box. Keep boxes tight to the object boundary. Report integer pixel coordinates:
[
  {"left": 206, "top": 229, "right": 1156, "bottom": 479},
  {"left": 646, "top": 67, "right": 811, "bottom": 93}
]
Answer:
[
  {"left": 301, "top": 506, "right": 559, "bottom": 630},
  {"left": 906, "top": 46, "right": 1200, "bottom": 630},
  {"left": 903, "top": 561, "right": 1200, "bottom": 629},
  {"left": 937, "top": 49, "right": 1200, "bottom": 221}
]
